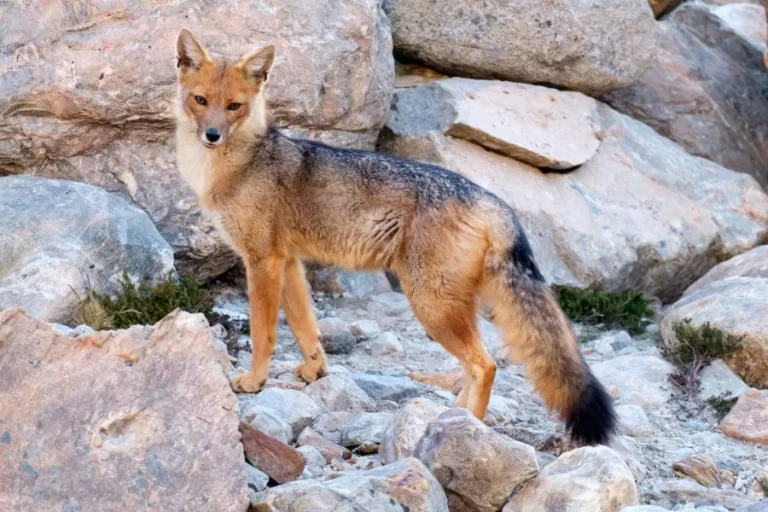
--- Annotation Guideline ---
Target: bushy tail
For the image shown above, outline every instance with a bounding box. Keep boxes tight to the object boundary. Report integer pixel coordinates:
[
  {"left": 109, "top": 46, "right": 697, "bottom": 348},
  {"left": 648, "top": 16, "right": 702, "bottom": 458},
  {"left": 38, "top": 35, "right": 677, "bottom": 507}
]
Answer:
[{"left": 483, "top": 219, "right": 616, "bottom": 445}]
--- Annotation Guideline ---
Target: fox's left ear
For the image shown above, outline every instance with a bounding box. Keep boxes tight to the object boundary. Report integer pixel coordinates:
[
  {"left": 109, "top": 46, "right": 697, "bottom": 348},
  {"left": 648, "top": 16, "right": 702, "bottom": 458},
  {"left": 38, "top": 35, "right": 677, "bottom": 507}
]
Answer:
[{"left": 238, "top": 45, "right": 276, "bottom": 83}]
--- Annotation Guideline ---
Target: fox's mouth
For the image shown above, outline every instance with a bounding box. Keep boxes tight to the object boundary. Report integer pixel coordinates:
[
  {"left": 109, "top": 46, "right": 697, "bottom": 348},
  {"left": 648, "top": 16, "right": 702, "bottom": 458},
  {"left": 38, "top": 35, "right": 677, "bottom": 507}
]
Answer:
[{"left": 201, "top": 141, "right": 220, "bottom": 149}]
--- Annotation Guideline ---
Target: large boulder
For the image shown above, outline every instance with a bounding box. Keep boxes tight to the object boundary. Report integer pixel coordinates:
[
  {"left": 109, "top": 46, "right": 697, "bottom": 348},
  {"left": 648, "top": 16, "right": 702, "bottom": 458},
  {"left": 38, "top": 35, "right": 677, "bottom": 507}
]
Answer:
[
  {"left": 414, "top": 409, "right": 539, "bottom": 512},
  {"left": 250, "top": 458, "right": 449, "bottom": 512},
  {"left": 0, "top": 176, "right": 174, "bottom": 323},
  {"left": 382, "top": 0, "right": 658, "bottom": 95},
  {"left": 662, "top": 278, "right": 768, "bottom": 388},
  {"left": 663, "top": 246, "right": 768, "bottom": 388},
  {"left": 380, "top": 397, "right": 449, "bottom": 464},
  {"left": 719, "top": 389, "right": 768, "bottom": 444},
  {"left": 0, "top": 0, "right": 394, "bottom": 278},
  {"left": 602, "top": 3, "right": 768, "bottom": 189},
  {"left": 504, "top": 446, "right": 639, "bottom": 512},
  {"left": 380, "top": 79, "right": 768, "bottom": 301},
  {"left": 0, "top": 309, "right": 248, "bottom": 511}
]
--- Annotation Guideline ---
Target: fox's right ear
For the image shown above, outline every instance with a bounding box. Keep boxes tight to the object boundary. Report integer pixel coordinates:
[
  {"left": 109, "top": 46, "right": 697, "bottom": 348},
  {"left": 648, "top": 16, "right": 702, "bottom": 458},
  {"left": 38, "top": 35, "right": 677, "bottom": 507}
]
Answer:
[{"left": 176, "top": 29, "right": 210, "bottom": 72}]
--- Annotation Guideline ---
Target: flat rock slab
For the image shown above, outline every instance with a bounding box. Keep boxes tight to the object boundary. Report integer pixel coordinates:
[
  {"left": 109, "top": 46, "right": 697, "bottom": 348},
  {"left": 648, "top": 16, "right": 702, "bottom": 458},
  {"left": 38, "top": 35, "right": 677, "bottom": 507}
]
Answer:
[
  {"left": 388, "top": 79, "right": 601, "bottom": 170},
  {"left": 0, "top": 309, "right": 248, "bottom": 511},
  {"left": 719, "top": 388, "right": 768, "bottom": 445},
  {"left": 250, "top": 457, "right": 448, "bottom": 512},
  {"left": 239, "top": 422, "right": 305, "bottom": 484}
]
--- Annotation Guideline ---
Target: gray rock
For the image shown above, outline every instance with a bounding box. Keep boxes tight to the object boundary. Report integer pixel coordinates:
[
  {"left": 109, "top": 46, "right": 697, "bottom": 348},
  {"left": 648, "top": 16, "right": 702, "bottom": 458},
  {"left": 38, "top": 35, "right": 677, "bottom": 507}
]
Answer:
[
  {"left": 387, "top": 78, "right": 601, "bottom": 170},
  {"left": 646, "top": 479, "right": 756, "bottom": 511},
  {"left": 504, "top": 446, "right": 639, "bottom": 512},
  {"left": 368, "top": 332, "right": 404, "bottom": 356},
  {"left": 239, "top": 402, "right": 294, "bottom": 445},
  {"left": 0, "top": 176, "right": 175, "bottom": 324},
  {"left": 368, "top": 292, "right": 411, "bottom": 316},
  {"left": 711, "top": 3, "right": 768, "bottom": 46},
  {"left": 341, "top": 412, "right": 393, "bottom": 447},
  {"left": 0, "top": 0, "right": 394, "bottom": 278},
  {"left": 304, "top": 376, "right": 375, "bottom": 412},
  {"left": 415, "top": 409, "right": 539, "bottom": 512},
  {"left": 250, "top": 457, "right": 449, "bottom": 511},
  {"left": 621, "top": 507, "right": 671, "bottom": 512},
  {"left": 246, "top": 463, "right": 270, "bottom": 493},
  {"left": 248, "top": 389, "right": 325, "bottom": 440},
  {"left": 603, "top": 3, "right": 768, "bottom": 189},
  {"left": 380, "top": 398, "right": 449, "bottom": 464},
  {"left": 349, "top": 319, "right": 381, "bottom": 340},
  {"left": 296, "top": 445, "right": 326, "bottom": 478},
  {"left": 742, "top": 501, "right": 768, "bottom": 512},
  {"left": 617, "top": 404, "right": 653, "bottom": 437},
  {"left": 317, "top": 318, "right": 356, "bottom": 355},
  {"left": 307, "top": 266, "right": 391, "bottom": 297},
  {"left": 685, "top": 246, "right": 768, "bottom": 296},
  {"left": 590, "top": 355, "right": 676, "bottom": 408},
  {"left": 383, "top": 0, "right": 657, "bottom": 95},
  {"left": 698, "top": 359, "right": 748, "bottom": 402},
  {"left": 312, "top": 412, "right": 355, "bottom": 445},
  {"left": 483, "top": 395, "right": 520, "bottom": 426},
  {"left": 350, "top": 373, "right": 421, "bottom": 403},
  {"left": 381, "top": 83, "right": 768, "bottom": 302}
]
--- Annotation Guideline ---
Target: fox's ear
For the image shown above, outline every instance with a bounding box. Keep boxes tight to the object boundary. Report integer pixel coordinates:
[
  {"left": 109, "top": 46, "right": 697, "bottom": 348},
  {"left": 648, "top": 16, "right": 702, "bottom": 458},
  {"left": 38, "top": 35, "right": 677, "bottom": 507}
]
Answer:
[
  {"left": 238, "top": 45, "right": 276, "bottom": 83},
  {"left": 176, "top": 29, "right": 210, "bottom": 71}
]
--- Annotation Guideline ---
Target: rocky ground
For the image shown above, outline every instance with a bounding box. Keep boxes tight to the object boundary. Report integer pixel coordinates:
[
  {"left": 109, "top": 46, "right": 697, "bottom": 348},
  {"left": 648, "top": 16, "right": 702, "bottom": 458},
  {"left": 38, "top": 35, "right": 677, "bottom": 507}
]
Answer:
[
  {"left": 2, "top": 0, "right": 768, "bottom": 510},
  {"left": 206, "top": 275, "right": 768, "bottom": 511}
]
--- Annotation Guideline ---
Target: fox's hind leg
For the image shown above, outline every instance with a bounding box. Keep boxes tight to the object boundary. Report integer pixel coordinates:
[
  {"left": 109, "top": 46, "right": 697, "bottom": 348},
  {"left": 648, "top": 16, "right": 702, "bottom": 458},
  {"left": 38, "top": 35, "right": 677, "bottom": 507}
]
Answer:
[
  {"left": 231, "top": 256, "right": 285, "bottom": 393},
  {"left": 282, "top": 258, "right": 328, "bottom": 383}
]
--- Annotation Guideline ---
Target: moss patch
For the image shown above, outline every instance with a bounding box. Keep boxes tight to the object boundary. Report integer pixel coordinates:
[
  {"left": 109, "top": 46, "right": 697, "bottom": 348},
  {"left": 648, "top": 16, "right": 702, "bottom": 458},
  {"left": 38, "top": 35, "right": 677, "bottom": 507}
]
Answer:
[
  {"left": 79, "top": 272, "right": 214, "bottom": 330},
  {"left": 663, "top": 318, "right": 744, "bottom": 392},
  {"left": 553, "top": 286, "right": 653, "bottom": 335}
]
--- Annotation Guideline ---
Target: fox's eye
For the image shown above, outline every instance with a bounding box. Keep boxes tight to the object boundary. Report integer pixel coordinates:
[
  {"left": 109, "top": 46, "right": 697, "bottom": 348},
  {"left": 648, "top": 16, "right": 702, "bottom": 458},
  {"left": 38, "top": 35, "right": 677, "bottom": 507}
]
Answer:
[
  {"left": 194, "top": 96, "right": 207, "bottom": 106},
  {"left": 228, "top": 103, "right": 242, "bottom": 111}
]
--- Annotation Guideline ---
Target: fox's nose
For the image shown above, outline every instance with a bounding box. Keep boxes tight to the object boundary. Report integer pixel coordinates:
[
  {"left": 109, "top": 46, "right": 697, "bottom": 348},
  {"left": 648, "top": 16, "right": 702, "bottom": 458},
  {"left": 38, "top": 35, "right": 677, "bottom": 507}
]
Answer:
[{"left": 205, "top": 128, "right": 221, "bottom": 143}]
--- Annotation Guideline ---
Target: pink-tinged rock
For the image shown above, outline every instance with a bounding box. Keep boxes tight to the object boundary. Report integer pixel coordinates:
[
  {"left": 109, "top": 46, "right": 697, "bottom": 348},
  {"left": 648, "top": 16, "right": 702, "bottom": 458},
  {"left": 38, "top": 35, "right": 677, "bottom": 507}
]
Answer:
[
  {"left": 719, "top": 388, "right": 768, "bottom": 445},
  {"left": 0, "top": 309, "right": 248, "bottom": 511}
]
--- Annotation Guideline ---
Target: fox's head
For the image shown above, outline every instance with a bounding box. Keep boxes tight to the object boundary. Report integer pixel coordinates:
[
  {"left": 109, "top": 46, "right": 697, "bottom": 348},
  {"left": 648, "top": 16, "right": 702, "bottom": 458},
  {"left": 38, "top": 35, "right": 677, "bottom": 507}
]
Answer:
[{"left": 174, "top": 29, "right": 275, "bottom": 148}]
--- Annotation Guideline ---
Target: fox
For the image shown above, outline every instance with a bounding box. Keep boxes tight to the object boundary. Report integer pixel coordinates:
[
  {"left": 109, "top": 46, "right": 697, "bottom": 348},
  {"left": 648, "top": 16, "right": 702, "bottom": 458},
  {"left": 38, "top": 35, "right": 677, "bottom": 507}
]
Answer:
[{"left": 172, "top": 29, "right": 617, "bottom": 445}]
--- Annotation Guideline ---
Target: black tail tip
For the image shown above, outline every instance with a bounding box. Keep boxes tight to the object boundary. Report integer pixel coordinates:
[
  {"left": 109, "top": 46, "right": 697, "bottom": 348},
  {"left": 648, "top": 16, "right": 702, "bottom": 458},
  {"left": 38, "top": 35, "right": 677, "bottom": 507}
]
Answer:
[{"left": 565, "top": 371, "right": 617, "bottom": 446}]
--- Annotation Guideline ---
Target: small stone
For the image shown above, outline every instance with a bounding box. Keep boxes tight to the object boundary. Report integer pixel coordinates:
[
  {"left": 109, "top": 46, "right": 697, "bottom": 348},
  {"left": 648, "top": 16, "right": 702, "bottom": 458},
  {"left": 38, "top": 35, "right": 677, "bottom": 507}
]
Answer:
[
  {"left": 239, "top": 402, "right": 294, "bottom": 445},
  {"left": 368, "top": 292, "right": 411, "bottom": 316},
  {"left": 308, "top": 267, "right": 391, "bottom": 298},
  {"left": 381, "top": 397, "right": 449, "bottom": 464},
  {"left": 620, "top": 507, "right": 670, "bottom": 512},
  {"left": 617, "top": 404, "right": 653, "bottom": 437},
  {"left": 368, "top": 332, "right": 404, "bottom": 356},
  {"left": 296, "top": 445, "right": 326, "bottom": 478},
  {"left": 239, "top": 422, "right": 305, "bottom": 484},
  {"left": 304, "top": 375, "right": 375, "bottom": 412},
  {"left": 297, "top": 428, "right": 351, "bottom": 463},
  {"left": 743, "top": 501, "right": 768, "bottom": 512},
  {"left": 484, "top": 395, "right": 520, "bottom": 426},
  {"left": 647, "top": 479, "right": 756, "bottom": 510},
  {"left": 356, "top": 442, "right": 379, "bottom": 455},
  {"left": 416, "top": 409, "right": 539, "bottom": 512},
  {"left": 504, "top": 446, "right": 639, "bottom": 512},
  {"left": 248, "top": 388, "right": 325, "bottom": 440},
  {"left": 350, "top": 373, "right": 421, "bottom": 403},
  {"left": 349, "top": 319, "right": 381, "bottom": 340},
  {"left": 250, "top": 458, "right": 449, "bottom": 511},
  {"left": 264, "top": 379, "right": 307, "bottom": 391},
  {"left": 341, "top": 412, "right": 393, "bottom": 447},
  {"left": 673, "top": 454, "right": 721, "bottom": 487},
  {"left": 317, "top": 317, "right": 356, "bottom": 355},
  {"left": 719, "top": 389, "right": 768, "bottom": 445},
  {"left": 312, "top": 412, "right": 354, "bottom": 445},
  {"left": 245, "top": 463, "right": 269, "bottom": 493},
  {"left": 698, "top": 360, "right": 748, "bottom": 402}
]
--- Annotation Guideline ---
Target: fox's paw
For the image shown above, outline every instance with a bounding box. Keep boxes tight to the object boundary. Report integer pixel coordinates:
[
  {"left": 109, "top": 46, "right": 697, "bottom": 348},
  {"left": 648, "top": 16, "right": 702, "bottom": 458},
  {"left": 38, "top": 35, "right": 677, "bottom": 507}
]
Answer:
[
  {"left": 294, "top": 360, "right": 327, "bottom": 384},
  {"left": 230, "top": 371, "right": 267, "bottom": 393}
]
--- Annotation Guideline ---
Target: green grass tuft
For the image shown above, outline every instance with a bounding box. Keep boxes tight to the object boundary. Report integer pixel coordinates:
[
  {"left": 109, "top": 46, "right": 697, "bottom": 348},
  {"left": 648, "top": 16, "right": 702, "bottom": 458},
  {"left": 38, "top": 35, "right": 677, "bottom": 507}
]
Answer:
[
  {"left": 553, "top": 286, "right": 653, "bottom": 335},
  {"left": 663, "top": 318, "right": 744, "bottom": 392},
  {"left": 83, "top": 272, "right": 214, "bottom": 330},
  {"left": 706, "top": 396, "right": 738, "bottom": 421}
]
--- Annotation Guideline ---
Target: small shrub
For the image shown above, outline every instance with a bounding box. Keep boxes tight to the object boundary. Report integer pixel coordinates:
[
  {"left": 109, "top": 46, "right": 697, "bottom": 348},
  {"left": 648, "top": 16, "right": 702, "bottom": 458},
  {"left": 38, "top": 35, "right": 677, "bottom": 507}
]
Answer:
[
  {"left": 706, "top": 396, "right": 737, "bottom": 421},
  {"left": 81, "top": 272, "right": 214, "bottom": 330},
  {"left": 663, "top": 318, "right": 744, "bottom": 392},
  {"left": 73, "top": 291, "right": 115, "bottom": 331},
  {"left": 553, "top": 286, "right": 653, "bottom": 334}
]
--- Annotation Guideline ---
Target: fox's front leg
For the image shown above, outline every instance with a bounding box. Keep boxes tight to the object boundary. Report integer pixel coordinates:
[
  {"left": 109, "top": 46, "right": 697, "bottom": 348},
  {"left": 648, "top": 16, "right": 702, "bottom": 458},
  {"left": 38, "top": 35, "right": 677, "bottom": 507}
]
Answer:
[
  {"left": 231, "top": 256, "right": 285, "bottom": 393},
  {"left": 282, "top": 258, "right": 328, "bottom": 383}
]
